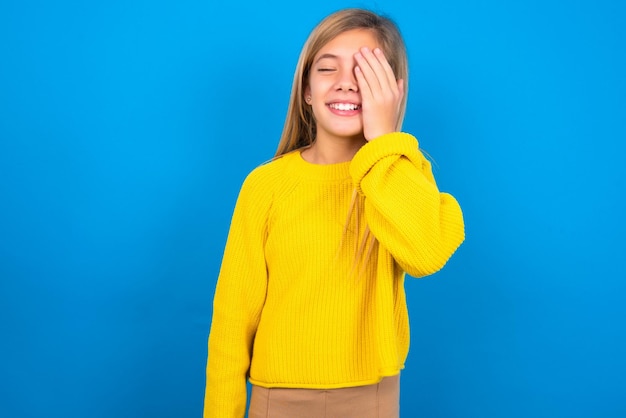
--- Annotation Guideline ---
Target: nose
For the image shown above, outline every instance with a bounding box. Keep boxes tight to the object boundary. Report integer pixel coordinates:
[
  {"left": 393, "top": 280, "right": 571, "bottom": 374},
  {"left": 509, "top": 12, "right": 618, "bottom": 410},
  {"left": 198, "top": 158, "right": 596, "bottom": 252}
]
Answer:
[{"left": 335, "top": 67, "right": 358, "bottom": 92}]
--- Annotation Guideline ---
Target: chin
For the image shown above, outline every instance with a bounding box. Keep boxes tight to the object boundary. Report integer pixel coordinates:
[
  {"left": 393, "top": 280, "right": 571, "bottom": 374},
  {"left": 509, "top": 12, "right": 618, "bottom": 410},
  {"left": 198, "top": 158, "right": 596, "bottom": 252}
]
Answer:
[
  {"left": 343, "top": 131, "right": 365, "bottom": 141},
  {"left": 330, "top": 126, "right": 364, "bottom": 139}
]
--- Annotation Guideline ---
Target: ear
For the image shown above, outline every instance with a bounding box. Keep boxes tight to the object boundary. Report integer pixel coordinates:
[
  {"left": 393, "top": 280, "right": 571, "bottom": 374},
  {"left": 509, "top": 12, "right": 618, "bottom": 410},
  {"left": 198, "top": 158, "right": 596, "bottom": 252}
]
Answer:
[{"left": 303, "top": 85, "right": 311, "bottom": 104}]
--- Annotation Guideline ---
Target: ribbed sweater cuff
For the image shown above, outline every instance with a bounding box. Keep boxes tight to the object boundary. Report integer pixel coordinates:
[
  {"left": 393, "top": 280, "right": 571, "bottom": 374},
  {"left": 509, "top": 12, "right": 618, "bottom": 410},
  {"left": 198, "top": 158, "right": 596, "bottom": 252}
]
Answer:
[{"left": 350, "top": 132, "right": 420, "bottom": 193}]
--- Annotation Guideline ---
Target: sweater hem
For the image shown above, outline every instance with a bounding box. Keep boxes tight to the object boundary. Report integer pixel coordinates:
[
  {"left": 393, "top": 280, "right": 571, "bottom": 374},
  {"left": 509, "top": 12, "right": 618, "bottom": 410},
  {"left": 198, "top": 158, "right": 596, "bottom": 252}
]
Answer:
[{"left": 248, "top": 367, "right": 404, "bottom": 389}]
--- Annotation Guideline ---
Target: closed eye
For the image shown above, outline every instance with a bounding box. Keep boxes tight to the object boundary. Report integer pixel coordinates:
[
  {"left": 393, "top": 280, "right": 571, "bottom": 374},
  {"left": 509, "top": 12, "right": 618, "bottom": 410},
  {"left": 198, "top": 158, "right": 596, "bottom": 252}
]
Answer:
[{"left": 317, "top": 68, "right": 336, "bottom": 72}]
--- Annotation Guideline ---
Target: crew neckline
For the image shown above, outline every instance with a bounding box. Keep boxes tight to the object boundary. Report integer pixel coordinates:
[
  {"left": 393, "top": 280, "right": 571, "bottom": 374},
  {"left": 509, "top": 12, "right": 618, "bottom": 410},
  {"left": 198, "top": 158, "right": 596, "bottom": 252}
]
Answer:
[{"left": 288, "top": 150, "right": 352, "bottom": 181}]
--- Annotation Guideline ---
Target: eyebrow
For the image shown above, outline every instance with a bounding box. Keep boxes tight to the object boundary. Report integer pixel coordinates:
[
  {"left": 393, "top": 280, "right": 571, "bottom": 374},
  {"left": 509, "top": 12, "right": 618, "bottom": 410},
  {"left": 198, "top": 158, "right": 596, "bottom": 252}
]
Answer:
[{"left": 314, "top": 53, "right": 339, "bottom": 64}]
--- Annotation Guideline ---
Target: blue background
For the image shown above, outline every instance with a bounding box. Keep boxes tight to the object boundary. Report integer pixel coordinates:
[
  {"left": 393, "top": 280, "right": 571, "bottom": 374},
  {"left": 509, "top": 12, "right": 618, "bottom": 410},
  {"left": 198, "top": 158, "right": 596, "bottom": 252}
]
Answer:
[{"left": 1, "top": 0, "right": 624, "bottom": 417}]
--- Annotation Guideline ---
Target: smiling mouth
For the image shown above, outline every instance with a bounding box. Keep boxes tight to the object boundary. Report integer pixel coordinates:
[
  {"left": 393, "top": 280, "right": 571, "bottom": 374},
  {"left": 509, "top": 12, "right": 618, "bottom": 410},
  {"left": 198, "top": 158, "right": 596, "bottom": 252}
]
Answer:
[{"left": 328, "top": 103, "right": 361, "bottom": 111}]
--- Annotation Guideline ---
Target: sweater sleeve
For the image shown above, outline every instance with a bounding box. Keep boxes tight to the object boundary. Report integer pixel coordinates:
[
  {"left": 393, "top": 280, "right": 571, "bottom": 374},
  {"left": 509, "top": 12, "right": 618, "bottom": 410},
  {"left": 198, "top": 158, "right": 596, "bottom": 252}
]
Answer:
[
  {"left": 204, "top": 169, "right": 270, "bottom": 418},
  {"left": 350, "top": 132, "right": 465, "bottom": 278}
]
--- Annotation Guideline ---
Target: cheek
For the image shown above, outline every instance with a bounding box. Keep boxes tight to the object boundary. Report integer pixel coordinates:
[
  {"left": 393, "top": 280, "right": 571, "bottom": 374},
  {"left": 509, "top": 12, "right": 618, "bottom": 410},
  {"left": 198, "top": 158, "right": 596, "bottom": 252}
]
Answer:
[
  {"left": 311, "top": 102, "right": 326, "bottom": 119},
  {"left": 309, "top": 76, "right": 334, "bottom": 96}
]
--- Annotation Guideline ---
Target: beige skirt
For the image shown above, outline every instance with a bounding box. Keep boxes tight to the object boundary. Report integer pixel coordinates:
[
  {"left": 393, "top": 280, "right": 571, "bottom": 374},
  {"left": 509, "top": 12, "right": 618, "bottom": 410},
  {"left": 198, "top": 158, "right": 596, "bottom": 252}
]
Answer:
[{"left": 248, "top": 375, "right": 400, "bottom": 418}]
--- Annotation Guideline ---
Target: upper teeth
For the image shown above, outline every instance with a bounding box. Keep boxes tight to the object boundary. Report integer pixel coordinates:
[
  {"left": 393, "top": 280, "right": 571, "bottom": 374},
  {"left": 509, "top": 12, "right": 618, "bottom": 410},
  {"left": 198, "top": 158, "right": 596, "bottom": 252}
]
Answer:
[{"left": 330, "top": 103, "right": 360, "bottom": 111}]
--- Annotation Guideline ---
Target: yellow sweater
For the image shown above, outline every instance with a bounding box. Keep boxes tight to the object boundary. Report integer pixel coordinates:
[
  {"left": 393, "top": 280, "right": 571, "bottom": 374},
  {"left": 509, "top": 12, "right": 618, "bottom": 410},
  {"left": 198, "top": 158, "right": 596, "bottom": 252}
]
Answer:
[{"left": 204, "top": 133, "right": 464, "bottom": 417}]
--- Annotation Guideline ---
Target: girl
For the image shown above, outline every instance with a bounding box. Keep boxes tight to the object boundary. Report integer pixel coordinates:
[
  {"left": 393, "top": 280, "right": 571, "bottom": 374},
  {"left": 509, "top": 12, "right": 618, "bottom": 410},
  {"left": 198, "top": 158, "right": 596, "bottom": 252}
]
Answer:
[{"left": 204, "top": 8, "right": 464, "bottom": 418}]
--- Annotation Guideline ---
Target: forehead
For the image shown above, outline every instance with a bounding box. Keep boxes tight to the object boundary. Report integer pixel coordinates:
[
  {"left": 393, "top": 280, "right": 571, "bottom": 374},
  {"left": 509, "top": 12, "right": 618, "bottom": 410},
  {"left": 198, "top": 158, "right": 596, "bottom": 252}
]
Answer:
[{"left": 314, "top": 29, "right": 380, "bottom": 60}]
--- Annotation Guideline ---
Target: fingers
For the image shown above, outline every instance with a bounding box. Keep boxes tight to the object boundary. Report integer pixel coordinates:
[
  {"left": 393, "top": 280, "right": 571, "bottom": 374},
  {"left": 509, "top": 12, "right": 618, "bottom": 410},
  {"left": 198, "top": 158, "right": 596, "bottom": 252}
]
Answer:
[
  {"left": 354, "top": 47, "right": 404, "bottom": 136},
  {"left": 354, "top": 47, "right": 399, "bottom": 99},
  {"left": 353, "top": 64, "right": 372, "bottom": 102},
  {"left": 354, "top": 46, "right": 404, "bottom": 141}
]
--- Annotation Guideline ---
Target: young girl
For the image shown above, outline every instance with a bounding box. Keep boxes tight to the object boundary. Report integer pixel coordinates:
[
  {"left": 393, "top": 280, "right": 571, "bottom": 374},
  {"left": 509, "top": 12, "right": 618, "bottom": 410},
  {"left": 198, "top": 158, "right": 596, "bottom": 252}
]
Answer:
[{"left": 204, "top": 8, "right": 464, "bottom": 418}]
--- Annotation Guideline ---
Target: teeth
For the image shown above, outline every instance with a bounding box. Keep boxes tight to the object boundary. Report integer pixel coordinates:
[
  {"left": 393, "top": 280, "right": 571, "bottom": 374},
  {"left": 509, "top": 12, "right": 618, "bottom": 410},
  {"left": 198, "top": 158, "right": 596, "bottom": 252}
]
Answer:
[{"left": 329, "top": 103, "right": 360, "bottom": 111}]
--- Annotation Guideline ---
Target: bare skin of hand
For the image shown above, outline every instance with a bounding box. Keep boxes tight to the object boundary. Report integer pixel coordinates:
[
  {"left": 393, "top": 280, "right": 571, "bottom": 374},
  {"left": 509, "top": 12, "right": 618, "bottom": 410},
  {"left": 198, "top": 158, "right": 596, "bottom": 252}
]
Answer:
[{"left": 354, "top": 47, "right": 404, "bottom": 141}]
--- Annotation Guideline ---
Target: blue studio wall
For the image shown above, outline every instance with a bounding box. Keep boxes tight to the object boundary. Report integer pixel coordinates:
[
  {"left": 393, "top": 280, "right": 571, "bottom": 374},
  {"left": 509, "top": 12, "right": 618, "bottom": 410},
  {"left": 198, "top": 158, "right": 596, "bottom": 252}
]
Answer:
[{"left": 1, "top": 0, "right": 624, "bottom": 417}]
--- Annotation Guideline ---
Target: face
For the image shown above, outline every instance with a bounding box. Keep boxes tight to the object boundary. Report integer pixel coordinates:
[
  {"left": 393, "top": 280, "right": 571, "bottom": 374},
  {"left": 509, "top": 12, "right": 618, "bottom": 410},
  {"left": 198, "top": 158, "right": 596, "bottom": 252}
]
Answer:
[{"left": 305, "top": 29, "right": 382, "bottom": 144}]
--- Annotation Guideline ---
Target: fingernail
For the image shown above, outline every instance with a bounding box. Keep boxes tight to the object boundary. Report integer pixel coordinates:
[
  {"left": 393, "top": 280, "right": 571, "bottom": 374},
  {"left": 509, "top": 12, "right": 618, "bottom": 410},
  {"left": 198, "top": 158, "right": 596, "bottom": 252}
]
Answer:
[{"left": 374, "top": 48, "right": 382, "bottom": 55}]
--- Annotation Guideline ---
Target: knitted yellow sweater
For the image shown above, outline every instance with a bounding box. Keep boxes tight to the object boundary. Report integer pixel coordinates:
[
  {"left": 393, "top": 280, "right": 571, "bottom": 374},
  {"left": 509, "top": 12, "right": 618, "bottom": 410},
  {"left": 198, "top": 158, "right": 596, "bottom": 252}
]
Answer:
[{"left": 204, "top": 132, "right": 464, "bottom": 417}]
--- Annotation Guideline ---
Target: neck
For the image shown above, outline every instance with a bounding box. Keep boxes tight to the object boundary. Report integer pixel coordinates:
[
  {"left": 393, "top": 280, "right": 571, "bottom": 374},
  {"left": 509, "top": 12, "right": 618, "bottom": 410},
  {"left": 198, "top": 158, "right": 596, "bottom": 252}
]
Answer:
[{"left": 301, "top": 135, "right": 366, "bottom": 164}]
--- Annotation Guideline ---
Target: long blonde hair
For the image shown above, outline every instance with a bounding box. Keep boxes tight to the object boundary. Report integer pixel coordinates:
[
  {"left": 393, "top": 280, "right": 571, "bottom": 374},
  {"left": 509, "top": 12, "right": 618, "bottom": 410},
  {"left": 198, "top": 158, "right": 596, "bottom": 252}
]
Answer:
[
  {"left": 275, "top": 8, "right": 409, "bottom": 157},
  {"left": 275, "top": 9, "right": 410, "bottom": 275}
]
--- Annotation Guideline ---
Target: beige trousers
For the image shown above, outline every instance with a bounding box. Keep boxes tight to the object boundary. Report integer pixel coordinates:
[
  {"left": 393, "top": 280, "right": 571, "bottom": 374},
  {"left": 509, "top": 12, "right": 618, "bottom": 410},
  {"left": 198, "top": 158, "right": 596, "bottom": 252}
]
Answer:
[{"left": 248, "top": 375, "right": 400, "bottom": 418}]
